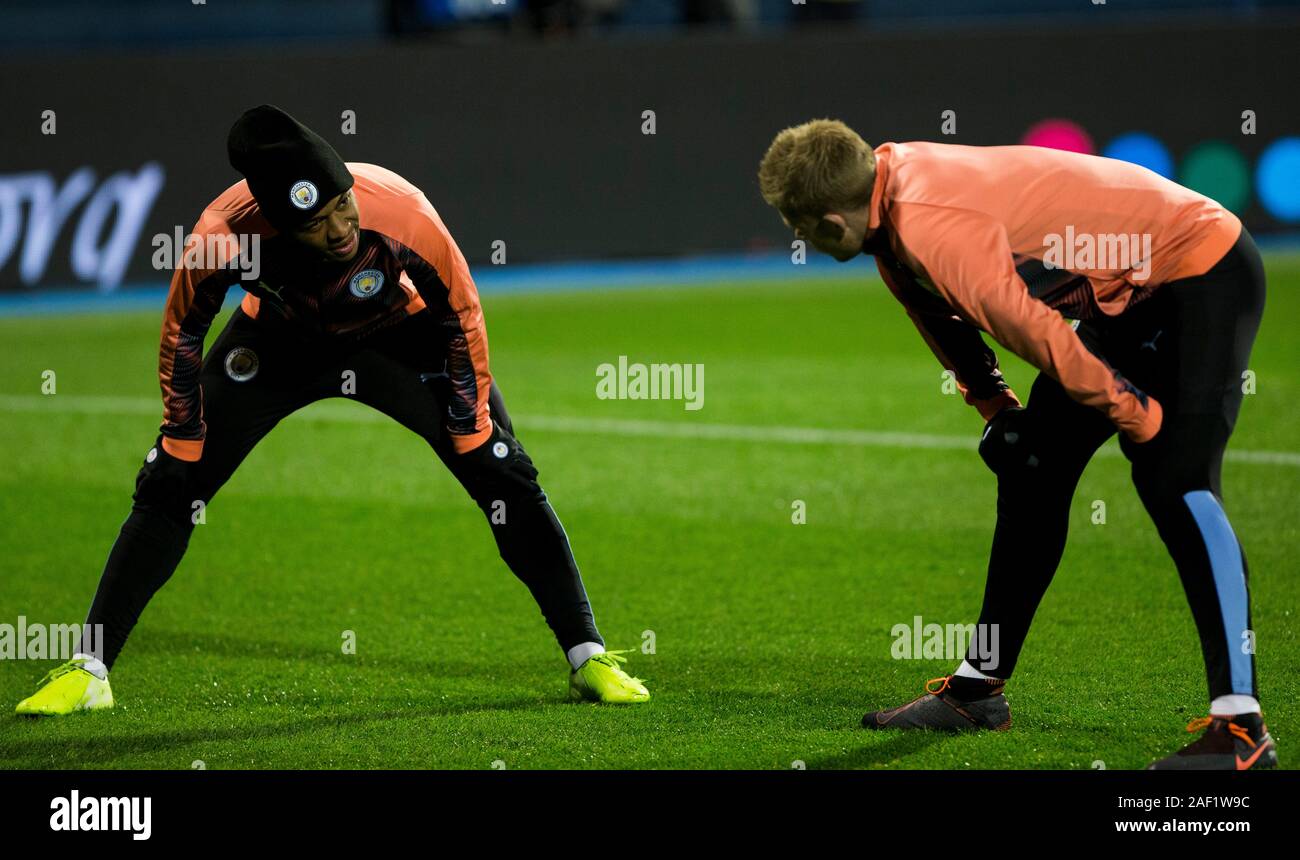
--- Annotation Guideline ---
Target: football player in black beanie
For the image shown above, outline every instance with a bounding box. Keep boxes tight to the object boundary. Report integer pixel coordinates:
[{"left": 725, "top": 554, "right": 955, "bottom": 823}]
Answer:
[{"left": 16, "top": 105, "right": 649, "bottom": 716}]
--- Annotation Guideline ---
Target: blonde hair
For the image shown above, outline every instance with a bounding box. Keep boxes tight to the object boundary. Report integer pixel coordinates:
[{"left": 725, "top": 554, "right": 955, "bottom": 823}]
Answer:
[{"left": 758, "top": 119, "right": 876, "bottom": 223}]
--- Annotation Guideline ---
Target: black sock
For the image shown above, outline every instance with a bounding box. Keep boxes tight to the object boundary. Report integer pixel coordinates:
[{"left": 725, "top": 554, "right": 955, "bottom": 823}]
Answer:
[
  {"left": 944, "top": 673, "right": 1006, "bottom": 702},
  {"left": 1223, "top": 712, "right": 1265, "bottom": 739}
]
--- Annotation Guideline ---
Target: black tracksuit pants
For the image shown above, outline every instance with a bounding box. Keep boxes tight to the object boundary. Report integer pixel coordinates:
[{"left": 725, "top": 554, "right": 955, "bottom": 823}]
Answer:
[
  {"left": 81, "top": 306, "right": 602, "bottom": 668},
  {"left": 967, "top": 228, "right": 1266, "bottom": 702}
]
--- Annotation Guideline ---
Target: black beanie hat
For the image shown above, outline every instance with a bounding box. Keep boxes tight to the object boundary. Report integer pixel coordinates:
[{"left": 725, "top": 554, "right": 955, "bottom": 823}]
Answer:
[{"left": 227, "top": 105, "right": 354, "bottom": 231}]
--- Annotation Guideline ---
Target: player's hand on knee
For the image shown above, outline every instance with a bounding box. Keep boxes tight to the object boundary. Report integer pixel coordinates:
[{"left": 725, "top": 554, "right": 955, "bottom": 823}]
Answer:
[
  {"left": 978, "top": 406, "right": 1041, "bottom": 475},
  {"left": 134, "top": 436, "right": 199, "bottom": 509},
  {"left": 461, "top": 421, "right": 538, "bottom": 484},
  {"left": 1120, "top": 393, "right": 1164, "bottom": 448}
]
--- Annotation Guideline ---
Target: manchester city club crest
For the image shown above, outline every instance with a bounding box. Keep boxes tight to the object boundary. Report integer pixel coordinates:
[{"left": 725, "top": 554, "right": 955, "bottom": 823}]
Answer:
[
  {"left": 224, "top": 347, "right": 259, "bottom": 382},
  {"left": 289, "top": 180, "right": 318, "bottom": 210},
  {"left": 349, "top": 269, "right": 384, "bottom": 298}
]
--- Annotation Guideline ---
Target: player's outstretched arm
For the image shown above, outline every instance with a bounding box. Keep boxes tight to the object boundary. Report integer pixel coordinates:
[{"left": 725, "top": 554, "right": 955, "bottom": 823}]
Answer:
[
  {"left": 368, "top": 183, "right": 494, "bottom": 454},
  {"left": 157, "top": 217, "right": 237, "bottom": 462},
  {"left": 875, "top": 256, "right": 1021, "bottom": 422}
]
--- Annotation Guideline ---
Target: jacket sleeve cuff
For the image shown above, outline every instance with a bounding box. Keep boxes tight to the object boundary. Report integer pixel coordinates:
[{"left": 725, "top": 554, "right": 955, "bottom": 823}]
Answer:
[
  {"left": 450, "top": 425, "right": 494, "bottom": 455},
  {"left": 161, "top": 436, "right": 204, "bottom": 462},
  {"left": 969, "top": 390, "right": 1021, "bottom": 422},
  {"left": 1121, "top": 395, "right": 1163, "bottom": 443}
]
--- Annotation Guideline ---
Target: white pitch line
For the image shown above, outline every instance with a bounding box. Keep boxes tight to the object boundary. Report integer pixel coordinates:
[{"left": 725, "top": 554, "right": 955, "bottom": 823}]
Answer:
[{"left": 2, "top": 393, "right": 1298, "bottom": 467}]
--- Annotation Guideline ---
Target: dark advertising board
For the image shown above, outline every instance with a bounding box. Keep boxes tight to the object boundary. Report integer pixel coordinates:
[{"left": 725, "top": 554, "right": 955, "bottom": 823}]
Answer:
[{"left": 1, "top": 20, "right": 1297, "bottom": 292}]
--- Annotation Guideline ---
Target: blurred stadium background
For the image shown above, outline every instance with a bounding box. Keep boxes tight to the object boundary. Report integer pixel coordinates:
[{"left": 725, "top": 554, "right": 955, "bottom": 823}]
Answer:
[
  {"left": 1, "top": 2, "right": 1297, "bottom": 769},
  {"left": 1, "top": 0, "right": 1299, "bottom": 302}
]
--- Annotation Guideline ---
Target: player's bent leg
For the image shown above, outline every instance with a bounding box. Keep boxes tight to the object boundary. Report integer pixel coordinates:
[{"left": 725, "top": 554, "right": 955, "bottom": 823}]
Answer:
[
  {"left": 862, "top": 371, "right": 1112, "bottom": 729},
  {"left": 16, "top": 436, "right": 204, "bottom": 717},
  {"left": 346, "top": 326, "right": 648, "bottom": 702},
  {"left": 972, "top": 374, "right": 1111, "bottom": 679},
  {"left": 447, "top": 418, "right": 600, "bottom": 645},
  {"left": 1128, "top": 425, "right": 1256, "bottom": 701},
  {"left": 1127, "top": 426, "right": 1275, "bottom": 769},
  {"left": 972, "top": 445, "right": 1095, "bottom": 680},
  {"left": 1121, "top": 229, "right": 1273, "bottom": 769},
  {"left": 978, "top": 352, "right": 1117, "bottom": 680},
  {"left": 441, "top": 415, "right": 648, "bottom": 704},
  {"left": 17, "top": 309, "right": 317, "bottom": 717}
]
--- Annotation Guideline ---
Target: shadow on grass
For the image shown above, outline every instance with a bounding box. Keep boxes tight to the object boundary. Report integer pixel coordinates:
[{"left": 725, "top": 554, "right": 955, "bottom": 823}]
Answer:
[
  {"left": 803, "top": 729, "right": 953, "bottom": 769},
  {"left": 0, "top": 697, "right": 545, "bottom": 768}
]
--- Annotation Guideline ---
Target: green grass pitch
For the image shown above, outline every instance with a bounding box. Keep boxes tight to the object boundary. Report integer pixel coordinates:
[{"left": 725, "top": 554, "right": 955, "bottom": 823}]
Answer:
[{"left": 1, "top": 260, "right": 1296, "bottom": 769}]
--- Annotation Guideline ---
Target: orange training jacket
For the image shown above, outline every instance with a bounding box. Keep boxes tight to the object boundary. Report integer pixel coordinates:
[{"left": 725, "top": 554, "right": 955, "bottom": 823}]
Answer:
[
  {"left": 156, "top": 162, "right": 493, "bottom": 461},
  {"left": 864, "top": 141, "right": 1241, "bottom": 442}
]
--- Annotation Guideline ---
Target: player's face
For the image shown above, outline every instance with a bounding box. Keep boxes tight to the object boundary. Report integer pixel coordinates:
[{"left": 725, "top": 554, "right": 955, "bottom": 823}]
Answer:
[
  {"left": 782, "top": 212, "right": 863, "bottom": 262},
  {"left": 292, "top": 190, "right": 361, "bottom": 263}
]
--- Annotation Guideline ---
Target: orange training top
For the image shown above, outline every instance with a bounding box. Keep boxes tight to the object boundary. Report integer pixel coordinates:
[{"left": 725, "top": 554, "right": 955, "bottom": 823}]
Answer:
[
  {"left": 864, "top": 141, "right": 1241, "bottom": 442},
  {"left": 156, "top": 162, "right": 493, "bottom": 460}
]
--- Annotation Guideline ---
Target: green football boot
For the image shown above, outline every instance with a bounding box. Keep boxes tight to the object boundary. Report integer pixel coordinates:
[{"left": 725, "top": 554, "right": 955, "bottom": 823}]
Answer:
[
  {"left": 15, "top": 658, "right": 114, "bottom": 716},
  {"left": 569, "top": 650, "right": 650, "bottom": 704}
]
